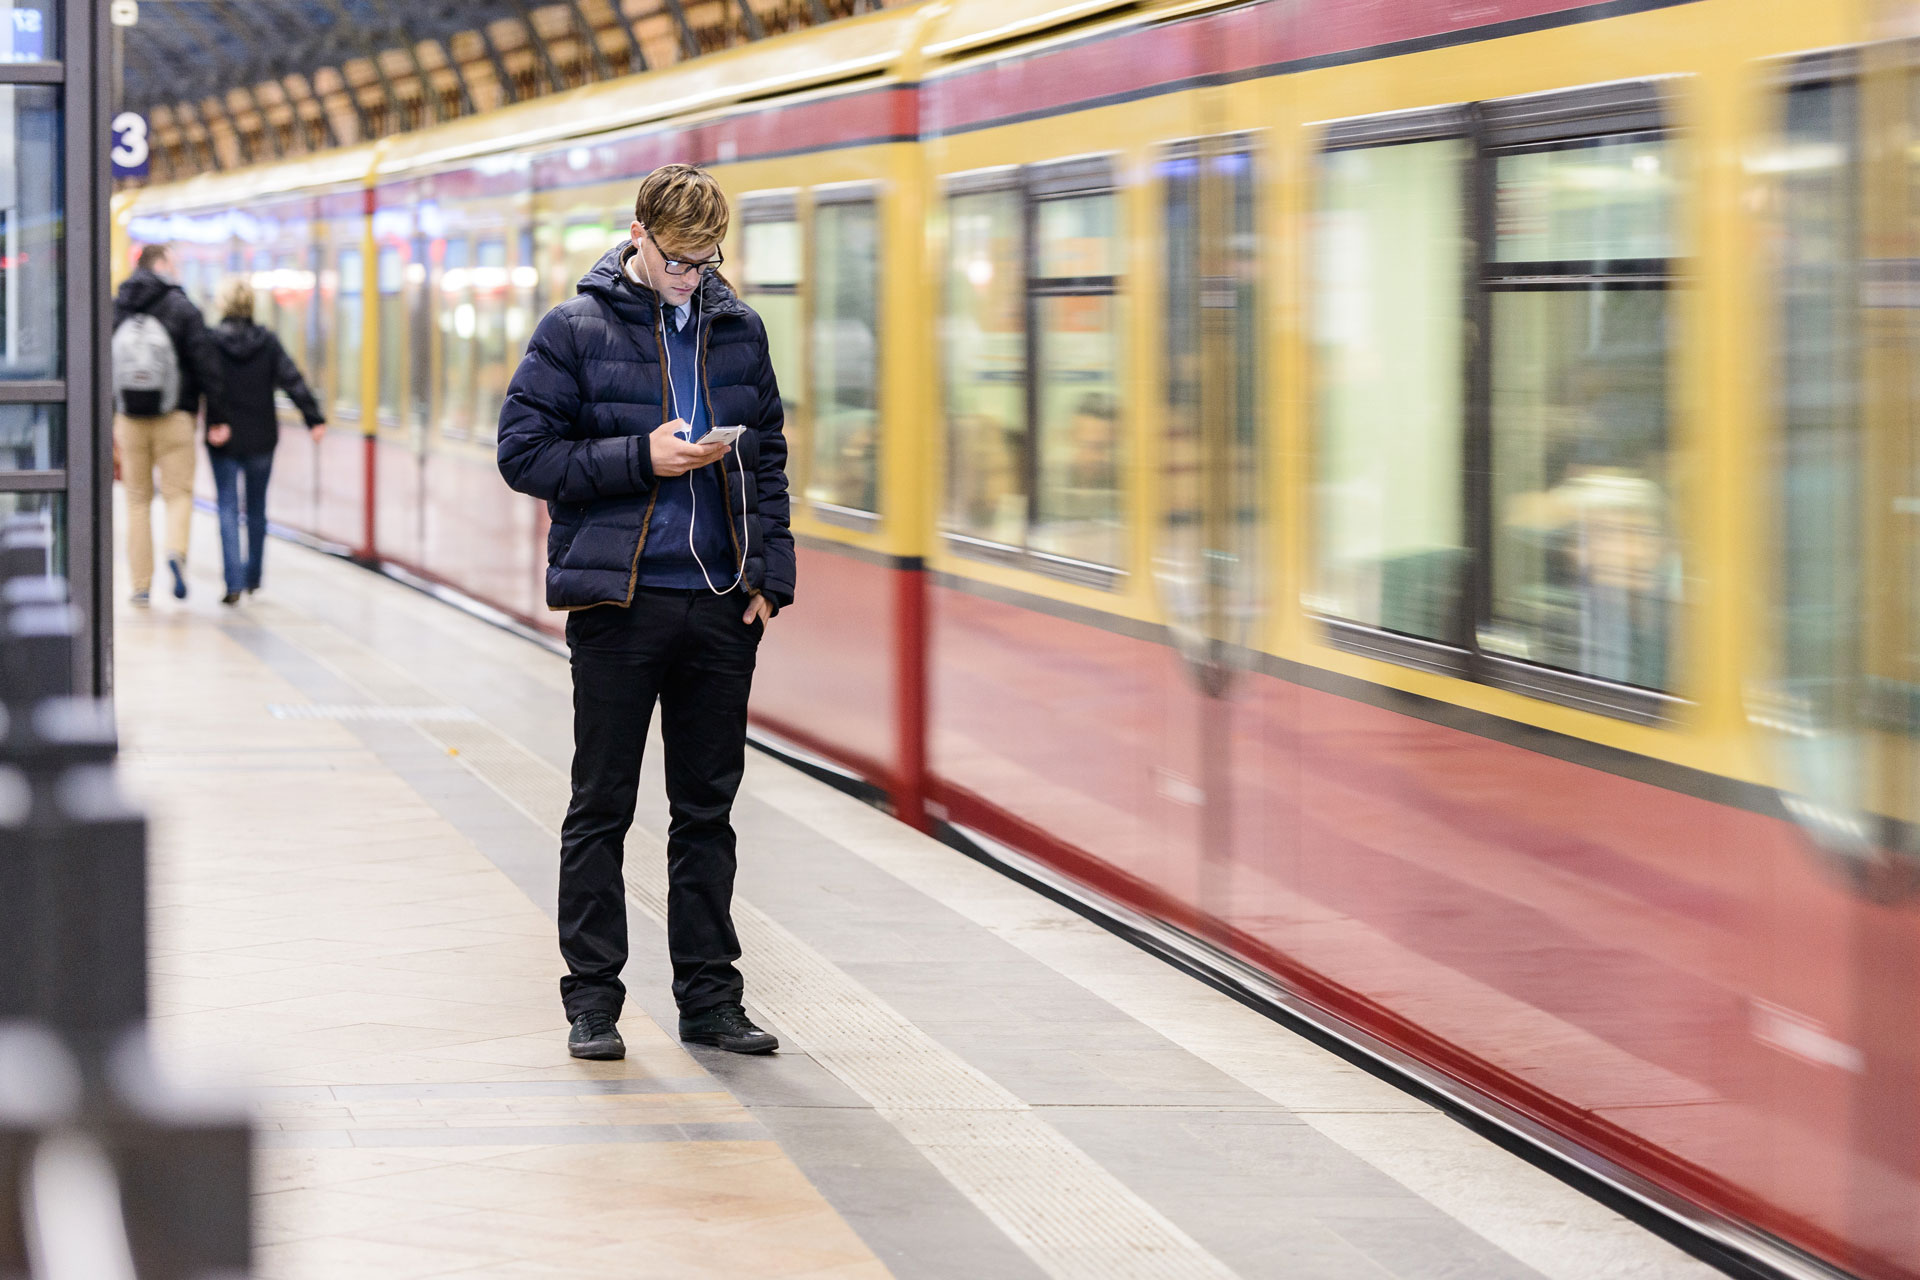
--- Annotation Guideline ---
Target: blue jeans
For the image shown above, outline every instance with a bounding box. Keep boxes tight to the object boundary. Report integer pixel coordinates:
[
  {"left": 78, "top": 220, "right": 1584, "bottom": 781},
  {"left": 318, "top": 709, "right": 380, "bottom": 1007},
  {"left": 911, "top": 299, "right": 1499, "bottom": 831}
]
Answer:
[{"left": 208, "top": 451, "right": 274, "bottom": 595}]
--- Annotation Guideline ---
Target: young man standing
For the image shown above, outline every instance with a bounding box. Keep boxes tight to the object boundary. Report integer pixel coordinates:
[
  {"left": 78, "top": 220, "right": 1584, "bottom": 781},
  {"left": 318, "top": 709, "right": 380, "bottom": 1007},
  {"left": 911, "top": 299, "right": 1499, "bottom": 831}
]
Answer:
[{"left": 498, "top": 164, "right": 794, "bottom": 1059}]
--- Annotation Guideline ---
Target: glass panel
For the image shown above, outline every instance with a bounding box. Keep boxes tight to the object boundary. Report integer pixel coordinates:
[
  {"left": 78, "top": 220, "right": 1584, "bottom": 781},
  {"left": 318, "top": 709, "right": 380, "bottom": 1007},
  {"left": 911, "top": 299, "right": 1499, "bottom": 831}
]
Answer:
[
  {"left": 1037, "top": 194, "right": 1117, "bottom": 277},
  {"left": 0, "top": 401, "right": 59, "bottom": 468},
  {"left": 744, "top": 219, "right": 801, "bottom": 287},
  {"left": 809, "top": 200, "right": 879, "bottom": 514},
  {"left": 1033, "top": 293, "right": 1122, "bottom": 566},
  {"left": 0, "top": 490, "right": 63, "bottom": 576},
  {"left": 333, "top": 248, "right": 364, "bottom": 415},
  {"left": 378, "top": 245, "right": 404, "bottom": 421},
  {"left": 1, "top": 3, "right": 55, "bottom": 63},
  {"left": 1494, "top": 136, "right": 1676, "bottom": 263},
  {"left": 943, "top": 189, "right": 1026, "bottom": 546},
  {"left": 1776, "top": 79, "right": 1861, "bottom": 729},
  {"left": 473, "top": 239, "right": 508, "bottom": 444},
  {"left": 1310, "top": 140, "right": 1467, "bottom": 639},
  {"left": 1486, "top": 288, "right": 1672, "bottom": 687},
  {"left": 408, "top": 237, "right": 431, "bottom": 430},
  {"left": 0, "top": 86, "right": 60, "bottom": 380},
  {"left": 1163, "top": 153, "right": 1202, "bottom": 593},
  {"left": 270, "top": 252, "right": 308, "bottom": 369},
  {"left": 438, "top": 240, "right": 473, "bottom": 439},
  {"left": 560, "top": 220, "right": 614, "bottom": 299}
]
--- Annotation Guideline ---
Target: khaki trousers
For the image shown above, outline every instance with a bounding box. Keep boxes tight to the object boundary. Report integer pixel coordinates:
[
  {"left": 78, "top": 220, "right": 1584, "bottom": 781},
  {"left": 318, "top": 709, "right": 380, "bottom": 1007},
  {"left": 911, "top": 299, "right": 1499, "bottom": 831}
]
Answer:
[{"left": 115, "top": 411, "right": 196, "bottom": 593}]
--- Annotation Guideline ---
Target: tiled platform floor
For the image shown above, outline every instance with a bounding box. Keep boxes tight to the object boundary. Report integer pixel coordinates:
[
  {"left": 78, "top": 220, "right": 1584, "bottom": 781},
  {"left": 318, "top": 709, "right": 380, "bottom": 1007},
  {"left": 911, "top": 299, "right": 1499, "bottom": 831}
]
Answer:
[{"left": 113, "top": 513, "right": 1722, "bottom": 1280}]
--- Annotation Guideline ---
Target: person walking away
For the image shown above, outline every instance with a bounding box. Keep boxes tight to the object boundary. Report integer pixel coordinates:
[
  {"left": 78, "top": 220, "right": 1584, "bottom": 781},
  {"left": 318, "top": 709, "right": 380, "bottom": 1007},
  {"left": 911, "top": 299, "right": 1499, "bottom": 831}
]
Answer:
[
  {"left": 207, "top": 277, "right": 327, "bottom": 605},
  {"left": 112, "top": 244, "right": 229, "bottom": 605},
  {"left": 497, "top": 163, "right": 795, "bottom": 1061}
]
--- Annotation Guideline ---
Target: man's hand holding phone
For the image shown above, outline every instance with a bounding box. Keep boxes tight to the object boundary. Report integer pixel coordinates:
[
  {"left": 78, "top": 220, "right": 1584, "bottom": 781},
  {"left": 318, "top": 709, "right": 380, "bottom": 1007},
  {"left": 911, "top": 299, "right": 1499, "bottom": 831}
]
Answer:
[{"left": 650, "top": 419, "right": 729, "bottom": 476}]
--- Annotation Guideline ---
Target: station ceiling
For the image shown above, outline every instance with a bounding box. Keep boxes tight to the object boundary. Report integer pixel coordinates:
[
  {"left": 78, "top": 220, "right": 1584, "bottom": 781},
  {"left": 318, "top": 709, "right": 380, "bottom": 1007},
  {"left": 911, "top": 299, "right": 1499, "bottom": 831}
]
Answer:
[{"left": 119, "top": 0, "right": 867, "bottom": 181}]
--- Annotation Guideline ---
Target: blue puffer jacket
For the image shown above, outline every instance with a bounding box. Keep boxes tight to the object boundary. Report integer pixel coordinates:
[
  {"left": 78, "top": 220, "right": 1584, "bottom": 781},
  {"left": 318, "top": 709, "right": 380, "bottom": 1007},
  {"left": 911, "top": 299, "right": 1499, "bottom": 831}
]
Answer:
[{"left": 497, "top": 244, "right": 795, "bottom": 612}]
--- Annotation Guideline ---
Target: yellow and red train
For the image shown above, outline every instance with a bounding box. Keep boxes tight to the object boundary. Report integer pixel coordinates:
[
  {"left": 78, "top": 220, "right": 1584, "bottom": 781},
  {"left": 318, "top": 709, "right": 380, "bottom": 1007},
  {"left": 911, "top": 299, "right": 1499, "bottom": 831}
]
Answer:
[{"left": 118, "top": 0, "right": 1920, "bottom": 1273}]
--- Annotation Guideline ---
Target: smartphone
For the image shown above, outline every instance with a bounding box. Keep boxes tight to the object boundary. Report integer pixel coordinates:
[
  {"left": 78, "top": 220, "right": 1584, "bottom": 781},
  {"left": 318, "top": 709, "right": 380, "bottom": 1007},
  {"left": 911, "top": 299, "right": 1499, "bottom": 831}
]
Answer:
[{"left": 701, "top": 425, "right": 747, "bottom": 447}]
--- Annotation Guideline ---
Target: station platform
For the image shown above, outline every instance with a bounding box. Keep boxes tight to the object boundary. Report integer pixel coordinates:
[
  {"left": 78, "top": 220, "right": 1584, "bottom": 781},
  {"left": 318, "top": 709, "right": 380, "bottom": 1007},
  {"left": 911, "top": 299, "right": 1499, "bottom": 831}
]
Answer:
[{"left": 113, "top": 513, "right": 1723, "bottom": 1280}]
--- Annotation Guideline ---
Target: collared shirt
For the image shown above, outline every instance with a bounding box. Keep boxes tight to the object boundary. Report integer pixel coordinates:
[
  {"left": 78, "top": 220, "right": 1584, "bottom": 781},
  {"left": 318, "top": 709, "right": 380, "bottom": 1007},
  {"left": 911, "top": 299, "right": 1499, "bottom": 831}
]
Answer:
[{"left": 622, "top": 250, "right": 690, "bottom": 331}]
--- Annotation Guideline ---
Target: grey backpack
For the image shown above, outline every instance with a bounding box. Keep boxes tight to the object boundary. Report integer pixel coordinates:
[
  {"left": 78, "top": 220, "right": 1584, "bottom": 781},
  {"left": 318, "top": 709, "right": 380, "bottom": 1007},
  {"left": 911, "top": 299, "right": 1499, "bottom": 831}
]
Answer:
[{"left": 113, "top": 313, "right": 180, "bottom": 417}]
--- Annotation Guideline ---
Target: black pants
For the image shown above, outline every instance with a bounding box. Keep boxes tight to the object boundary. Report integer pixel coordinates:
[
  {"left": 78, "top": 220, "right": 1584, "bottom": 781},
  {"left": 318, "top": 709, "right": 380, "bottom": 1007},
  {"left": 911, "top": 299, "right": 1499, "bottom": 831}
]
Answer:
[{"left": 559, "top": 586, "right": 763, "bottom": 1020}]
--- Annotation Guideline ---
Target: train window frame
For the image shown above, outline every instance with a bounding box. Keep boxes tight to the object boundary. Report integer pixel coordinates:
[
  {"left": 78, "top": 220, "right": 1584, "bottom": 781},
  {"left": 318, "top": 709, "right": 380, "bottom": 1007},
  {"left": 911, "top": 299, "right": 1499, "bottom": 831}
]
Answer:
[
  {"left": 1309, "top": 84, "right": 1686, "bottom": 726},
  {"left": 938, "top": 155, "right": 1127, "bottom": 592},
  {"left": 739, "top": 191, "right": 806, "bottom": 504},
  {"left": 1310, "top": 105, "right": 1474, "bottom": 676},
  {"left": 807, "top": 181, "right": 883, "bottom": 531}
]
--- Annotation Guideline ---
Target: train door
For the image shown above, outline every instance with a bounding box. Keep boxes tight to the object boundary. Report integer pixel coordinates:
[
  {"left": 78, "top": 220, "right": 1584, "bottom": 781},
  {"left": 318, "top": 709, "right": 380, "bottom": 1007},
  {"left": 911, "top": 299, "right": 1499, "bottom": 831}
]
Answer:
[{"left": 1152, "top": 132, "right": 1267, "bottom": 926}]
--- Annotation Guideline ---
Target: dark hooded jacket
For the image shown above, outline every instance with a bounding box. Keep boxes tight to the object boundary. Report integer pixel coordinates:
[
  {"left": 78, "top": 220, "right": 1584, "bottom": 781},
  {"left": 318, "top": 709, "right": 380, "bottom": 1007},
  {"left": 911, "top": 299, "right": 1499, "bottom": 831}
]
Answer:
[
  {"left": 496, "top": 244, "right": 795, "bottom": 613},
  {"left": 208, "top": 320, "right": 326, "bottom": 458},
  {"left": 111, "top": 267, "right": 228, "bottom": 424}
]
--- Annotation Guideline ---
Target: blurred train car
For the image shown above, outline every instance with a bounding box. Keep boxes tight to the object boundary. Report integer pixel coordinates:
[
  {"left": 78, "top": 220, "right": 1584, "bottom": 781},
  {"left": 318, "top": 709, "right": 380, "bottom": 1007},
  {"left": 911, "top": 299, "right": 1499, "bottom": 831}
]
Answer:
[{"left": 118, "top": 0, "right": 1920, "bottom": 1274}]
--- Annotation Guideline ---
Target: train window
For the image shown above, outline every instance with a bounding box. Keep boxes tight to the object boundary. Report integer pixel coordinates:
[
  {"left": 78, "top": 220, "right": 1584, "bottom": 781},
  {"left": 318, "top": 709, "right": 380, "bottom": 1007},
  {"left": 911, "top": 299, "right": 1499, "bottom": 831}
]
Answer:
[
  {"left": 809, "top": 191, "right": 880, "bottom": 522},
  {"left": 741, "top": 198, "right": 804, "bottom": 491},
  {"left": 473, "top": 239, "right": 509, "bottom": 444},
  {"left": 377, "top": 245, "right": 405, "bottom": 424},
  {"left": 1482, "top": 132, "right": 1678, "bottom": 692},
  {"left": 334, "top": 247, "right": 364, "bottom": 417},
  {"left": 1774, "top": 71, "right": 1863, "bottom": 741},
  {"left": 943, "top": 182, "right": 1026, "bottom": 550},
  {"left": 407, "top": 235, "right": 432, "bottom": 431},
  {"left": 272, "top": 252, "right": 306, "bottom": 369},
  {"left": 1031, "top": 172, "right": 1124, "bottom": 571},
  {"left": 1310, "top": 137, "right": 1468, "bottom": 645},
  {"left": 439, "top": 239, "right": 473, "bottom": 439}
]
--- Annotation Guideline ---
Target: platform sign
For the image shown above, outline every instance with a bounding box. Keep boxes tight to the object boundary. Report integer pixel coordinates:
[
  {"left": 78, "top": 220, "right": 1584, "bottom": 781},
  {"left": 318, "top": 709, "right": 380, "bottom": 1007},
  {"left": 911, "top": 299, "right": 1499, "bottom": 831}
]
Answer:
[
  {"left": 2, "top": 6, "right": 47, "bottom": 62},
  {"left": 111, "top": 112, "right": 150, "bottom": 179}
]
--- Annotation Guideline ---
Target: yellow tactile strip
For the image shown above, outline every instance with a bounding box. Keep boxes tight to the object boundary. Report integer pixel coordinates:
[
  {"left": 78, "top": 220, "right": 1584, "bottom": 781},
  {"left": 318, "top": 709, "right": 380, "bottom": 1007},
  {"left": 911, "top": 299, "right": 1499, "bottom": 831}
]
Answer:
[{"left": 115, "top": 594, "right": 892, "bottom": 1280}]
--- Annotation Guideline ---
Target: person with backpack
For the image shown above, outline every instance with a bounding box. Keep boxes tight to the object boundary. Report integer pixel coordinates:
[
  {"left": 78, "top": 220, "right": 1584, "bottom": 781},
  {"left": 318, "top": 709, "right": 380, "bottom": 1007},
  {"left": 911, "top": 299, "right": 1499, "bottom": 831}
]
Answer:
[
  {"left": 112, "top": 243, "right": 229, "bottom": 605},
  {"left": 206, "top": 277, "right": 327, "bottom": 605}
]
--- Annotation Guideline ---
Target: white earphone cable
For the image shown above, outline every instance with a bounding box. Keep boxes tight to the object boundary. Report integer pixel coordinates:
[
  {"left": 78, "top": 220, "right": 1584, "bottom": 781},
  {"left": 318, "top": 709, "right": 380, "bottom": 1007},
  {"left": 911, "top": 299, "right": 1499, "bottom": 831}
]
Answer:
[{"left": 640, "top": 237, "right": 750, "bottom": 597}]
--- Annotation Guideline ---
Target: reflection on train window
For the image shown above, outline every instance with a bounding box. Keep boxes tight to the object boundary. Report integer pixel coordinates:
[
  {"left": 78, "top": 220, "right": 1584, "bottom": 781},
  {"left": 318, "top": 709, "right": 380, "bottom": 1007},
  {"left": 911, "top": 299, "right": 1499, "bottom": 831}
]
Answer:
[
  {"left": 473, "top": 239, "right": 509, "bottom": 443},
  {"left": 561, "top": 219, "right": 615, "bottom": 299},
  {"left": 272, "top": 252, "right": 307, "bottom": 369},
  {"left": 809, "top": 196, "right": 879, "bottom": 518},
  {"left": 1311, "top": 139, "right": 1467, "bottom": 641},
  {"left": 408, "top": 236, "right": 432, "bottom": 430},
  {"left": 943, "top": 186, "right": 1025, "bottom": 548},
  {"left": 439, "top": 239, "right": 474, "bottom": 439},
  {"left": 378, "top": 245, "right": 405, "bottom": 424},
  {"left": 250, "top": 250, "right": 276, "bottom": 335},
  {"left": 1, "top": 87, "right": 63, "bottom": 380},
  {"left": 334, "top": 247, "right": 364, "bottom": 417},
  {"left": 741, "top": 207, "right": 804, "bottom": 492},
  {"left": 1032, "top": 189, "right": 1123, "bottom": 569},
  {"left": 1484, "top": 135, "right": 1677, "bottom": 690},
  {"left": 1776, "top": 76, "right": 1862, "bottom": 741}
]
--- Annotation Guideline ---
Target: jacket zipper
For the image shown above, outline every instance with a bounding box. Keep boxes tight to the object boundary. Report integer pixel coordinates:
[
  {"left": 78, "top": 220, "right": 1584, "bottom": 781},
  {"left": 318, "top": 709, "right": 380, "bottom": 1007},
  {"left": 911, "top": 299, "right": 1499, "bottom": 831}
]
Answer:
[{"left": 617, "top": 305, "right": 668, "bottom": 607}]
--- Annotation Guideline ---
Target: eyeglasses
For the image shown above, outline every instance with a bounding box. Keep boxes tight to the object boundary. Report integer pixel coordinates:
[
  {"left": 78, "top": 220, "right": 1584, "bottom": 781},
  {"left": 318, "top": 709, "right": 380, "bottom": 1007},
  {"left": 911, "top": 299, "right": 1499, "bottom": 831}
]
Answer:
[{"left": 660, "top": 248, "right": 723, "bottom": 277}]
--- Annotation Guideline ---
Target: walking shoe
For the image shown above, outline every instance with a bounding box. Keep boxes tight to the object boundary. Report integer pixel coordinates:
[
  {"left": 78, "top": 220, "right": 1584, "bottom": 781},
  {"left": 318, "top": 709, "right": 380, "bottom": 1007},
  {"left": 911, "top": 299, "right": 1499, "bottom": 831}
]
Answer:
[
  {"left": 679, "top": 1003, "right": 778, "bottom": 1055},
  {"left": 167, "top": 554, "right": 187, "bottom": 599},
  {"left": 129, "top": 590, "right": 150, "bottom": 608},
  {"left": 221, "top": 591, "right": 241, "bottom": 606},
  {"left": 567, "top": 1011, "right": 625, "bottom": 1060}
]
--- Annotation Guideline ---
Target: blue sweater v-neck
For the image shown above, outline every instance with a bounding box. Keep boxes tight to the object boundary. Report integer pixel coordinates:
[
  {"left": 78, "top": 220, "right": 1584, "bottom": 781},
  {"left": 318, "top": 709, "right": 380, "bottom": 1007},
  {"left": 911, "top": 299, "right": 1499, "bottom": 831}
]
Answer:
[{"left": 636, "top": 302, "right": 738, "bottom": 590}]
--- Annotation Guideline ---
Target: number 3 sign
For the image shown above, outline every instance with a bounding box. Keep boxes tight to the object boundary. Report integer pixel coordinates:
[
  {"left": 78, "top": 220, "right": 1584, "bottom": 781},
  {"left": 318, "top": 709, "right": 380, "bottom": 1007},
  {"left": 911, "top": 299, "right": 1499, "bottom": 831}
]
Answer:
[{"left": 111, "top": 112, "right": 149, "bottom": 179}]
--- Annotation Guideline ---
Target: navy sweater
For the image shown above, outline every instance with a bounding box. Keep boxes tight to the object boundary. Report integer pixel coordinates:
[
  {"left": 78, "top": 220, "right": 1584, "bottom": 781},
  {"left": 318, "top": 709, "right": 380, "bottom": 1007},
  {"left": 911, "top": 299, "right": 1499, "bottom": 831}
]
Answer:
[{"left": 636, "top": 302, "right": 740, "bottom": 590}]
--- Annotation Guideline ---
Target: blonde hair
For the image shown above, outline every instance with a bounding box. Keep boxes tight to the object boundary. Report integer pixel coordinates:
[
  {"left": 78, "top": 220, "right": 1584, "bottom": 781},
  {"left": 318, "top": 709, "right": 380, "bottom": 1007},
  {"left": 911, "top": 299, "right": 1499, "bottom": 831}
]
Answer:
[
  {"left": 216, "top": 276, "right": 255, "bottom": 323},
  {"left": 633, "top": 164, "right": 729, "bottom": 256}
]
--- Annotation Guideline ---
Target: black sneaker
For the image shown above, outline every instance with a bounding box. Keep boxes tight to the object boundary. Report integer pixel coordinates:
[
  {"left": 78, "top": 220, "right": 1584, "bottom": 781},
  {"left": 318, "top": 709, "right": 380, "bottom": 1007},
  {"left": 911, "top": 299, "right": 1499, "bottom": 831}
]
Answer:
[
  {"left": 167, "top": 554, "right": 188, "bottom": 600},
  {"left": 221, "top": 591, "right": 241, "bottom": 606},
  {"left": 567, "top": 1011, "right": 625, "bottom": 1060},
  {"left": 679, "top": 1002, "right": 778, "bottom": 1054}
]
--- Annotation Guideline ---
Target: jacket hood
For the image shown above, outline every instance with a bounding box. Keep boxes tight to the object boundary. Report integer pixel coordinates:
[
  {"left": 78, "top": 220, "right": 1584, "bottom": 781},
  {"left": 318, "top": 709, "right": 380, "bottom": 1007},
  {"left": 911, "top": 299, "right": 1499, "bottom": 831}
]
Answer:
[
  {"left": 576, "top": 243, "right": 747, "bottom": 321},
  {"left": 116, "top": 267, "right": 178, "bottom": 316},
  {"left": 212, "top": 319, "right": 272, "bottom": 361}
]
